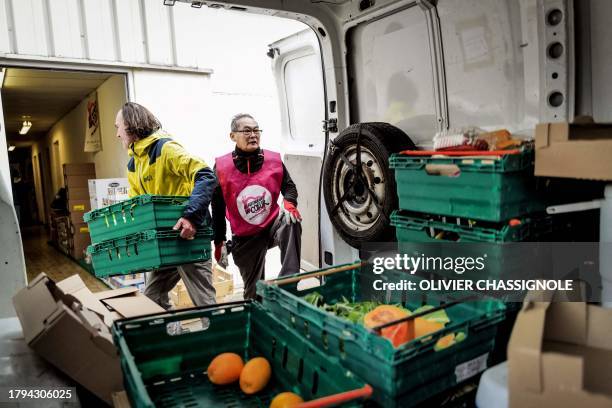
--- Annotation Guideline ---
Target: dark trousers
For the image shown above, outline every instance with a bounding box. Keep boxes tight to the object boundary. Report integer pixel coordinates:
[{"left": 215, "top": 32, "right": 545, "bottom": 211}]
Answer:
[
  {"left": 231, "top": 216, "right": 302, "bottom": 299},
  {"left": 144, "top": 259, "right": 216, "bottom": 309}
]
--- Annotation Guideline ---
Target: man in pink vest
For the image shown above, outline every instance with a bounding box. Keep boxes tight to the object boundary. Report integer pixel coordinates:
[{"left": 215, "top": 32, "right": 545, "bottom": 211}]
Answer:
[{"left": 211, "top": 113, "right": 302, "bottom": 299}]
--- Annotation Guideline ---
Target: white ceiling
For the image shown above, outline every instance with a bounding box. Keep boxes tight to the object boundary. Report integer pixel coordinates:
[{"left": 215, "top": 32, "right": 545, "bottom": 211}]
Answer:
[{"left": 2, "top": 68, "right": 112, "bottom": 142}]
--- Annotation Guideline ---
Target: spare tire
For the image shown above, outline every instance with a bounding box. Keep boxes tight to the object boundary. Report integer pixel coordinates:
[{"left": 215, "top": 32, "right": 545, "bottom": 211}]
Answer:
[{"left": 322, "top": 122, "right": 416, "bottom": 248}]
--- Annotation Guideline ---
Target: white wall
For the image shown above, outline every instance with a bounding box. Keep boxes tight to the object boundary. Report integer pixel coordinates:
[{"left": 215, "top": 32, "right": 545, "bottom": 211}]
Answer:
[
  {"left": 31, "top": 74, "right": 128, "bottom": 207},
  {"left": 44, "top": 97, "right": 95, "bottom": 194},
  {"left": 94, "top": 75, "right": 129, "bottom": 178}
]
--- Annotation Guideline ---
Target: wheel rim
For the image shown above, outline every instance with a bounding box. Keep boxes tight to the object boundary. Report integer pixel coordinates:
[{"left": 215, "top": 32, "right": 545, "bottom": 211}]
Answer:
[{"left": 331, "top": 145, "right": 386, "bottom": 232}]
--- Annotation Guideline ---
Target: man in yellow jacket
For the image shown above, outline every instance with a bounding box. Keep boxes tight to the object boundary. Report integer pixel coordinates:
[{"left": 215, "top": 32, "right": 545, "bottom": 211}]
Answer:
[{"left": 115, "top": 102, "right": 217, "bottom": 308}]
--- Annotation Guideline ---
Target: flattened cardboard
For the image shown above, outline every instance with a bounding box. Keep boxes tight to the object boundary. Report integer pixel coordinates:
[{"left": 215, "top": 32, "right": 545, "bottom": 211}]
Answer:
[
  {"left": 13, "top": 275, "right": 120, "bottom": 404},
  {"left": 56, "top": 274, "right": 111, "bottom": 319},
  {"left": 12, "top": 274, "right": 63, "bottom": 344},
  {"left": 112, "top": 391, "right": 132, "bottom": 408},
  {"left": 508, "top": 295, "right": 612, "bottom": 408},
  {"left": 94, "top": 286, "right": 140, "bottom": 300},
  {"left": 103, "top": 296, "right": 164, "bottom": 318},
  {"left": 12, "top": 273, "right": 162, "bottom": 405},
  {"left": 535, "top": 122, "right": 612, "bottom": 180}
]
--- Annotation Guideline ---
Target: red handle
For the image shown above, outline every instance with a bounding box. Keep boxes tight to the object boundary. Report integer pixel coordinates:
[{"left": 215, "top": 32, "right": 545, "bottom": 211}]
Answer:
[
  {"left": 296, "top": 384, "right": 373, "bottom": 408},
  {"left": 399, "top": 149, "right": 521, "bottom": 156}
]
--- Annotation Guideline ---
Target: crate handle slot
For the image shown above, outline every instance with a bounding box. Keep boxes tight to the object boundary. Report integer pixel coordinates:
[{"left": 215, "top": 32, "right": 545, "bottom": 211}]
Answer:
[
  {"left": 424, "top": 164, "right": 461, "bottom": 177},
  {"left": 311, "top": 371, "right": 319, "bottom": 395},
  {"left": 166, "top": 317, "right": 210, "bottom": 336}
]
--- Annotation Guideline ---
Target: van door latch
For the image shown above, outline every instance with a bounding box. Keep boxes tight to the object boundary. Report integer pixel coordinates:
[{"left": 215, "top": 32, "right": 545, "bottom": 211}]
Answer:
[{"left": 322, "top": 118, "right": 338, "bottom": 133}]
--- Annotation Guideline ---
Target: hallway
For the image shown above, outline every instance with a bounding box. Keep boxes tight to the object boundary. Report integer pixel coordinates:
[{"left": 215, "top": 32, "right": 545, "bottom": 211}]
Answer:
[{"left": 21, "top": 225, "right": 107, "bottom": 292}]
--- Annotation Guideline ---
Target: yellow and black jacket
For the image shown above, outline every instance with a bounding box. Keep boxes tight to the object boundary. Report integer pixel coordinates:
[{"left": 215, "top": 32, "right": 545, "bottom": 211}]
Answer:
[{"left": 127, "top": 131, "right": 216, "bottom": 226}]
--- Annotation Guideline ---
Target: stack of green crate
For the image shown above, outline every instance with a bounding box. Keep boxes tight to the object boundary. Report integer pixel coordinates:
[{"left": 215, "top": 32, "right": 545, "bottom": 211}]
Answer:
[
  {"left": 256, "top": 264, "right": 506, "bottom": 407},
  {"left": 84, "top": 195, "right": 212, "bottom": 278},
  {"left": 389, "top": 148, "right": 544, "bottom": 221},
  {"left": 113, "top": 301, "right": 372, "bottom": 408},
  {"left": 389, "top": 148, "right": 550, "bottom": 277},
  {"left": 389, "top": 148, "right": 551, "bottom": 364}
]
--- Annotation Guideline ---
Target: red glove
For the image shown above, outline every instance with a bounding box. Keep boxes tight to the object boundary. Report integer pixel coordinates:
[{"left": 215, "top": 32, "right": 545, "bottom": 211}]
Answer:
[
  {"left": 282, "top": 200, "right": 302, "bottom": 223},
  {"left": 214, "top": 241, "right": 224, "bottom": 262}
]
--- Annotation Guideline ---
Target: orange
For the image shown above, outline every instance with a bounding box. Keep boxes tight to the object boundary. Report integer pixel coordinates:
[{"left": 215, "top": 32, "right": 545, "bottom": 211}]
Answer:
[
  {"left": 434, "top": 334, "right": 455, "bottom": 351},
  {"left": 269, "top": 392, "right": 304, "bottom": 408},
  {"left": 240, "top": 357, "right": 272, "bottom": 394},
  {"left": 415, "top": 317, "right": 444, "bottom": 338},
  {"left": 207, "top": 352, "right": 244, "bottom": 385},
  {"left": 363, "top": 305, "right": 414, "bottom": 347}
]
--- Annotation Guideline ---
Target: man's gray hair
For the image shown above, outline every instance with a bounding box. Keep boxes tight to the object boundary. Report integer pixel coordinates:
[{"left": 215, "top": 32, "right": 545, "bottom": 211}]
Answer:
[{"left": 231, "top": 113, "right": 255, "bottom": 132}]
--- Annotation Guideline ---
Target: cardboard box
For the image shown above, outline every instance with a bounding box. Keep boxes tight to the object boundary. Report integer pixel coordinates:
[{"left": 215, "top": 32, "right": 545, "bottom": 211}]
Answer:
[
  {"left": 67, "top": 186, "right": 90, "bottom": 201},
  {"left": 65, "top": 175, "right": 94, "bottom": 188},
  {"left": 508, "top": 295, "right": 612, "bottom": 408},
  {"left": 63, "top": 163, "right": 96, "bottom": 176},
  {"left": 69, "top": 223, "right": 91, "bottom": 259},
  {"left": 69, "top": 211, "right": 87, "bottom": 226},
  {"left": 112, "top": 391, "right": 132, "bottom": 408},
  {"left": 88, "top": 178, "right": 130, "bottom": 210},
  {"left": 68, "top": 199, "right": 91, "bottom": 213},
  {"left": 535, "top": 122, "right": 612, "bottom": 180},
  {"left": 170, "top": 264, "right": 234, "bottom": 308},
  {"left": 12, "top": 273, "right": 164, "bottom": 405}
]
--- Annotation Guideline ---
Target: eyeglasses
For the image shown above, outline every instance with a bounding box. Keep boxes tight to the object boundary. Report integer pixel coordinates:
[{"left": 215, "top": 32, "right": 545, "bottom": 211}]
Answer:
[{"left": 234, "top": 129, "right": 263, "bottom": 136}]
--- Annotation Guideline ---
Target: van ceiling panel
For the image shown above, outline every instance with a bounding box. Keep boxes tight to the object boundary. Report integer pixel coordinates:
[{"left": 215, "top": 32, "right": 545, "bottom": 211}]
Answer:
[{"left": 347, "top": 5, "right": 438, "bottom": 145}]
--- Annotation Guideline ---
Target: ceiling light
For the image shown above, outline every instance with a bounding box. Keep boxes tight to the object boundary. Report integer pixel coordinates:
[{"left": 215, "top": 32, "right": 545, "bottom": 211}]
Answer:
[
  {"left": 19, "top": 120, "right": 32, "bottom": 135},
  {"left": 191, "top": 1, "right": 204, "bottom": 8},
  {"left": 8, "top": 145, "right": 15, "bottom": 151},
  {"left": 163, "top": 0, "right": 176, "bottom": 5}
]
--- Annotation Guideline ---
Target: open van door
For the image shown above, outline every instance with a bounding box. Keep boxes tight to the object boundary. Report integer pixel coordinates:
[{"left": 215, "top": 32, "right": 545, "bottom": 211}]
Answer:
[
  {"left": 0, "top": 69, "right": 27, "bottom": 317},
  {"left": 269, "top": 29, "right": 327, "bottom": 271}
]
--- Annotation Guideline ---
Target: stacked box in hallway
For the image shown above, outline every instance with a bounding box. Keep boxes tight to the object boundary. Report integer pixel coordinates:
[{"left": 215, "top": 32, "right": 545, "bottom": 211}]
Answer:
[{"left": 63, "top": 163, "right": 96, "bottom": 259}]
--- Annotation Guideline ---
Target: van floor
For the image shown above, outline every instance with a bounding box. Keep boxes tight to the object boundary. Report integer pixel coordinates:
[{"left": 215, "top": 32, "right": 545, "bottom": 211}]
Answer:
[{"left": 21, "top": 225, "right": 107, "bottom": 292}]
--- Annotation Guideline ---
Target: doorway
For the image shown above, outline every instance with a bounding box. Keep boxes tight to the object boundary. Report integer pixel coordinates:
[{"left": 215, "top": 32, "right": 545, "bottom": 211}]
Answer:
[{"left": 0, "top": 66, "right": 127, "bottom": 289}]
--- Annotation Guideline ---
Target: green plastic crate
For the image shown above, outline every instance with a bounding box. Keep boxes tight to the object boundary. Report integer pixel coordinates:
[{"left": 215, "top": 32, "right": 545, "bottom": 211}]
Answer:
[
  {"left": 391, "top": 211, "right": 552, "bottom": 243},
  {"left": 84, "top": 195, "right": 190, "bottom": 243},
  {"left": 256, "top": 265, "right": 506, "bottom": 407},
  {"left": 87, "top": 229, "right": 212, "bottom": 277},
  {"left": 391, "top": 210, "right": 552, "bottom": 279},
  {"left": 389, "top": 149, "right": 545, "bottom": 221},
  {"left": 113, "top": 301, "right": 371, "bottom": 408}
]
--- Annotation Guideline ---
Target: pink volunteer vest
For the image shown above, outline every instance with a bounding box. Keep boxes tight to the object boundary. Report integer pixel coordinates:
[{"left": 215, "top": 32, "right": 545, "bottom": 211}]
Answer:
[{"left": 216, "top": 150, "right": 283, "bottom": 237}]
